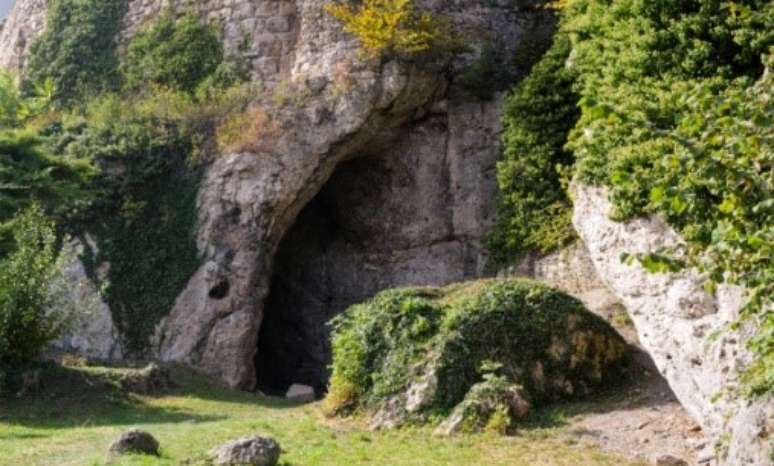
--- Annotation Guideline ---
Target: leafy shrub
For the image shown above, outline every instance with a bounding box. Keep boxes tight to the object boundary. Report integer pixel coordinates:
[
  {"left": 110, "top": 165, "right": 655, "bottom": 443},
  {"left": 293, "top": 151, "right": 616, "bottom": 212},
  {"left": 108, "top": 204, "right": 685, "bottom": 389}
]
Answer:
[
  {"left": 122, "top": 12, "right": 224, "bottom": 94},
  {"left": 0, "top": 207, "right": 73, "bottom": 374},
  {"left": 0, "top": 71, "right": 55, "bottom": 128},
  {"left": 562, "top": 0, "right": 773, "bottom": 397},
  {"left": 325, "top": 279, "right": 627, "bottom": 428},
  {"left": 489, "top": 33, "right": 579, "bottom": 264},
  {"left": 25, "top": 0, "right": 127, "bottom": 105},
  {"left": 326, "top": 0, "right": 455, "bottom": 59},
  {"left": 0, "top": 71, "right": 92, "bottom": 254}
]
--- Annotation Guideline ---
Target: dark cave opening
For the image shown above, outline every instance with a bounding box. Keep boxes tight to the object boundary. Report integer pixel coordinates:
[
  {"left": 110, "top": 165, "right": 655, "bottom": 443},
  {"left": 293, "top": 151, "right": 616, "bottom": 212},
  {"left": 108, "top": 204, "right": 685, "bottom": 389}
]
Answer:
[{"left": 254, "top": 192, "right": 341, "bottom": 396}]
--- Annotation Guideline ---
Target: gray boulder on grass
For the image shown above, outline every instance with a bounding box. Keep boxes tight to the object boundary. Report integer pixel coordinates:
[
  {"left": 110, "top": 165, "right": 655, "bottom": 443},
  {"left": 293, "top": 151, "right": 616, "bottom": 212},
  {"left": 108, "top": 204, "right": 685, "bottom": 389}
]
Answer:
[
  {"left": 108, "top": 429, "right": 159, "bottom": 458},
  {"left": 209, "top": 436, "right": 281, "bottom": 466}
]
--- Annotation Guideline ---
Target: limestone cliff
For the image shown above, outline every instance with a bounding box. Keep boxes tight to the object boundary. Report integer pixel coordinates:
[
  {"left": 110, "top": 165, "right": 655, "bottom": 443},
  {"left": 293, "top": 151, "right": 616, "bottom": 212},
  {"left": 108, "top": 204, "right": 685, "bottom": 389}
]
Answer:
[
  {"left": 573, "top": 184, "right": 773, "bottom": 466},
  {"left": 0, "top": 0, "right": 553, "bottom": 389}
]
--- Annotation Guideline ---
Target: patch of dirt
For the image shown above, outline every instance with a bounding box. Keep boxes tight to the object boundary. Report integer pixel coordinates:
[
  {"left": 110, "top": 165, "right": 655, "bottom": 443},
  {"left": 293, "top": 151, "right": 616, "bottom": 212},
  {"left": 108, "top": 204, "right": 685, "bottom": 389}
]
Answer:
[{"left": 565, "top": 355, "right": 715, "bottom": 466}]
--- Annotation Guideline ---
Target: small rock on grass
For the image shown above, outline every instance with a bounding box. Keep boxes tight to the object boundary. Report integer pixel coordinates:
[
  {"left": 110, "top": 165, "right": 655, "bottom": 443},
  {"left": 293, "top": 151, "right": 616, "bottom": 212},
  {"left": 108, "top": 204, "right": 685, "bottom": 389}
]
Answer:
[
  {"left": 285, "top": 383, "right": 315, "bottom": 402},
  {"left": 108, "top": 429, "right": 160, "bottom": 458},
  {"left": 209, "top": 436, "right": 281, "bottom": 466}
]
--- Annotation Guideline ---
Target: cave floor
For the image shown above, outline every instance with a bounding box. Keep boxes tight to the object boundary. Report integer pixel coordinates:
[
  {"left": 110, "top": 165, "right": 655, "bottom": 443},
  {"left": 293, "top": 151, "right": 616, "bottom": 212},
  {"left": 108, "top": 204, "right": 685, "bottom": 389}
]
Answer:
[{"left": 0, "top": 363, "right": 702, "bottom": 466}]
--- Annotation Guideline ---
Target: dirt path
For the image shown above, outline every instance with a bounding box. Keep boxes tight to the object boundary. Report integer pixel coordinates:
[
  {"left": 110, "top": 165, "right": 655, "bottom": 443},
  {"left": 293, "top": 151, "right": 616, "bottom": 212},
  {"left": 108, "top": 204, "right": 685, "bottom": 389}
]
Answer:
[{"left": 565, "top": 357, "right": 714, "bottom": 466}]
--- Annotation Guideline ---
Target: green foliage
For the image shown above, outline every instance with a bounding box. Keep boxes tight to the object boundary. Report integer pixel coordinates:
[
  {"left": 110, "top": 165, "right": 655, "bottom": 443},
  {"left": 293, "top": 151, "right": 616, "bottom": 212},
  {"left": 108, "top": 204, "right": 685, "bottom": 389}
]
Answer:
[
  {"left": 562, "top": 0, "right": 773, "bottom": 396},
  {"left": 0, "top": 207, "right": 70, "bottom": 380},
  {"left": 53, "top": 92, "right": 204, "bottom": 353},
  {"left": 25, "top": 0, "right": 127, "bottom": 105},
  {"left": 489, "top": 34, "right": 579, "bottom": 264},
  {"left": 0, "top": 71, "right": 54, "bottom": 128},
  {"left": 0, "top": 130, "right": 93, "bottom": 255},
  {"left": 326, "top": 0, "right": 456, "bottom": 59},
  {"left": 0, "top": 71, "right": 92, "bottom": 253},
  {"left": 122, "top": 12, "right": 224, "bottom": 94},
  {"left": 325, "top": 279, "right": 627, "bottom": 424}
]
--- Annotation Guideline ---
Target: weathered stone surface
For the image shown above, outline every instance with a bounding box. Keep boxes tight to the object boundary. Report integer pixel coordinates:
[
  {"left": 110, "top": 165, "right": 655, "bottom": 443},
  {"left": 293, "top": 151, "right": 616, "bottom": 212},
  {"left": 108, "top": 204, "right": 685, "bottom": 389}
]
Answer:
[
  {"left": 285, "top": 383, "right": 315, "bottom": 402},
  {"left": 572, "top": 184, "right": 773, "bottom": 466},
  {"left": 152, "top": 0, "right": 553, "bottom": 390},
  {"left": 108, "top": 429, "right": 160, "bottom": 457},
  {"left": 506, "top": 241, "right": 637, "bottom": 345},
  {"left": 0, "top": 0, "right": 47, "bottom": 71},
  {"left": 209, "top": 436, "right": 281, "bottom": 466},
  {"left": 52, "top": 239, "right": 124, "bottom": 362}
]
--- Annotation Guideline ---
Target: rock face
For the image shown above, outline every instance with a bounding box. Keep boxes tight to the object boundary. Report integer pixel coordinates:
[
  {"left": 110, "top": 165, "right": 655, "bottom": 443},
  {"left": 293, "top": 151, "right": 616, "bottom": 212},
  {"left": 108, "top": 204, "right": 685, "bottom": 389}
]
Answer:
[
  {"left": 508, "top": 241, "right": 637, "bottom": 345},
  {"left": 145, "top": 0, "right": 552, "bottom": 391},
  {"left": 0, "top": 0, "right": 47, "bottom": 71},
  {"left": 52, "top": 239, "right": 124, "bottom": 362},
  {"left": 572, "top": 184, "right": 773, "bottom": 466},
  {"left": 0, "top": 0, "right": 553, "bottom": 390}
]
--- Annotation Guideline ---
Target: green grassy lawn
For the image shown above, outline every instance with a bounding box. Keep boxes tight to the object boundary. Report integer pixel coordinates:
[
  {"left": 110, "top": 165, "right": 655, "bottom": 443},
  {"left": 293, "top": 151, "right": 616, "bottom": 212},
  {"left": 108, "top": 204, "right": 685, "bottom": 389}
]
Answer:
[{"left": 0, "top": 364, "right": 645, "bottom": 466}]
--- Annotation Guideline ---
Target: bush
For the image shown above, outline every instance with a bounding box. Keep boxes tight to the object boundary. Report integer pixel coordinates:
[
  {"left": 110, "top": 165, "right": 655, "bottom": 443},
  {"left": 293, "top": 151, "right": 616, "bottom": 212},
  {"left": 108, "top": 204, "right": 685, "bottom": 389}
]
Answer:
[
  {"left": 122, "top": 12, "right": 224, "bottom": 94},
  {"left": 488, "top": 34, "right": 579, "bottom": 264},
  {"left": 0, "top": 207, "right": 73, "bottom": 373},
  {"left": 326, "top": 0, "right": 456, "bottom": 59},
  {"left": 325, "top": 279, "right": 627, "bottom": 429},
  {"left": 25, "top": 0, "right": 127, "bottom": 105}
]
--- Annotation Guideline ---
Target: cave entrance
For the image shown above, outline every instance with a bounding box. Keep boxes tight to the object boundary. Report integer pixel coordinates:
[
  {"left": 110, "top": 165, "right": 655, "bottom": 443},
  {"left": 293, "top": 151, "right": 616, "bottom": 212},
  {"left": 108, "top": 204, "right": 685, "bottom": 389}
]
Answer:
[
  {"left": 254, "top": 190, "right": 341, "bottom": 396},
  {"left": 253, "top": 115, "right": 492, "bottom": 396}
]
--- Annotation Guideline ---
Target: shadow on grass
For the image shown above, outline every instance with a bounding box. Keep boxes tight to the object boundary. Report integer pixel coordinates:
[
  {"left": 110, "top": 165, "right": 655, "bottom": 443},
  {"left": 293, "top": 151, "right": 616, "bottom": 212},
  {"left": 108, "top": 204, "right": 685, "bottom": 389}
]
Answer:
[
  {"left": 161, "top": 365, "right": 314, "bottom": 410},
  {"left": 0, "top": 363, "right": 311, "bottom": 431},
  {"left": 0, "top": 363, "right": 225, "bottom": 430}
]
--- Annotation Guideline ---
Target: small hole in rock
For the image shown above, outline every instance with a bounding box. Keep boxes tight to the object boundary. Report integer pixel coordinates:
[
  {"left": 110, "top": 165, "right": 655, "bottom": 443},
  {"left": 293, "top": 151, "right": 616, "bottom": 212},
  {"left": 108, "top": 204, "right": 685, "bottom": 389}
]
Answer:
[{"left": 209, "top": 280, "right": 230, "bottom": 300}]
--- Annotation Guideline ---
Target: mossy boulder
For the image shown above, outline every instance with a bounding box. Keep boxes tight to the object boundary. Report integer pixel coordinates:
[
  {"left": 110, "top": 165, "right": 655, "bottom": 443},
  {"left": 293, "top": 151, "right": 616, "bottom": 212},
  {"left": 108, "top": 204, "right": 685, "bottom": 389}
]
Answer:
[{"left": 323, "top": 279, "right": 628, "bottom": 431}]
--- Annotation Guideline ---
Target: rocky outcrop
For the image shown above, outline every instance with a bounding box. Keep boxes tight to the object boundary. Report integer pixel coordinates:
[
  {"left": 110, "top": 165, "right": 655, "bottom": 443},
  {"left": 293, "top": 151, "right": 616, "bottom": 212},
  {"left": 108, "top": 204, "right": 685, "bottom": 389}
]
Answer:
[
  {"left": 150, "top": 0, "right": 552, "bottom": 389},
  {"left": 1, "top": 0, "right": 552, "bottom": 388},
  {"left": 52, "top": 239, "right": 124, "bottom": 362},
  {"left": 573, "top": 184, "right": 773, "bottom": 466},
  {"left": 0, "top": 0, "right": 47, "bottom": 71}
]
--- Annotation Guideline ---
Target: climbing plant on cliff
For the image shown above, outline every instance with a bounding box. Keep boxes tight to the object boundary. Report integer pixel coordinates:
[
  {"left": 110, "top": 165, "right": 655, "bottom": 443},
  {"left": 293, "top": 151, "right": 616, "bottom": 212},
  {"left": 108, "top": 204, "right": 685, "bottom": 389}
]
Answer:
[
  {"left": 122, "top": 12, "right": 224, "bottom": 94},
  {"left": 562, "top": 0, "right": 773, "bottom": 397},
  {"left": 25, "top": 0, "right": 128, "bottom": 105},
  {"left": 55, "top": 92, "right": 203, "bottom": 353},
  {"left": 489, "top": 33, "right": 579, "bottom": 264}
]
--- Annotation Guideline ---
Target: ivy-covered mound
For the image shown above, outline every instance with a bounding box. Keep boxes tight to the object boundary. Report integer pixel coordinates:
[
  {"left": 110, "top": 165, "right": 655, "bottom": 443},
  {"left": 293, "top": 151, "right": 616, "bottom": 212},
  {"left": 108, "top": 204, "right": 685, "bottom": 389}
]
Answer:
[{"left": 324, "top": 279, "right": 628, "bottom": 433}]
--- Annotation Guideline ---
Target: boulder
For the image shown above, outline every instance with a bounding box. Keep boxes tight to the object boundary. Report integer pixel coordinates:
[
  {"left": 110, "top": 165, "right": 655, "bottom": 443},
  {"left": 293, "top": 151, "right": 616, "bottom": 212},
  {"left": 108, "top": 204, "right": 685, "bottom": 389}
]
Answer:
[
  {"left": 285, "top": 384, "right": 315, "bottom": 402},
  {"left": 108, "top": 429, "right": 159, "bottom": 457},
  {"left": 209, "top": 436, "right": 281, "bottom": 466}
]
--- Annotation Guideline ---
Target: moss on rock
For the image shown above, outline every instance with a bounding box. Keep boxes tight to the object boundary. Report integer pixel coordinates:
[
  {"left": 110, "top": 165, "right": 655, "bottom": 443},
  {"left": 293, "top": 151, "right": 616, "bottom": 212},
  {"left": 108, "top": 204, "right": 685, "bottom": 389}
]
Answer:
[{"left": 324, "top": 278, "right": 629, "bottom": 431}]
